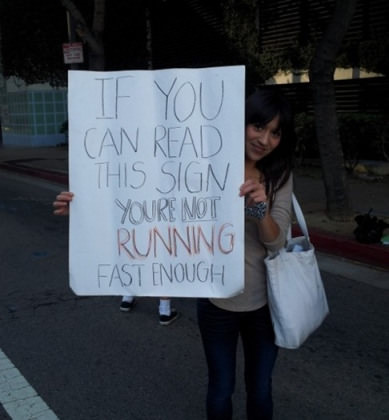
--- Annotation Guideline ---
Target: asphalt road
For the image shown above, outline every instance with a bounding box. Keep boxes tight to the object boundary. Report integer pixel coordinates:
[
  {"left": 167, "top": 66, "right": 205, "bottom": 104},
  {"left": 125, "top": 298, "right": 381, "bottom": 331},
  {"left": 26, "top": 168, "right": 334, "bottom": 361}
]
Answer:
[{"left": 0, "top": 169, "right": 388, "bottom": 420}]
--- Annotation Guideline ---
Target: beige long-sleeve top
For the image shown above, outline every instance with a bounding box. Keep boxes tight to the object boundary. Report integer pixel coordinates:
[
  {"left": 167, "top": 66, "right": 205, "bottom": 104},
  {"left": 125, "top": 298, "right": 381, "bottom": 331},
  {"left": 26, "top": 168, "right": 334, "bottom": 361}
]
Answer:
[{"left": 211, "top": 174, "right": 293, "bottom": 312}]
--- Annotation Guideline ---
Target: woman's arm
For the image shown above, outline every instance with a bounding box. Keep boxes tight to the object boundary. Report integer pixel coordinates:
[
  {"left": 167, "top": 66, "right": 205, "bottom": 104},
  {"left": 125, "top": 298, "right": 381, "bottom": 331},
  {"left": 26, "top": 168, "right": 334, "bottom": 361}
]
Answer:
[{"left": 240, "top": 173, "right": 293, "bottom": 248}]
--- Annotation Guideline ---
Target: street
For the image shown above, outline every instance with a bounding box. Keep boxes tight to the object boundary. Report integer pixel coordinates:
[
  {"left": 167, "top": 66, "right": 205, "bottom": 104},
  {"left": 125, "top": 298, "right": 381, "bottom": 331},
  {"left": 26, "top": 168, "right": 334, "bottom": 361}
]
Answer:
[{"left": 0, "top": 169, "right": 388, "bottom": 420}]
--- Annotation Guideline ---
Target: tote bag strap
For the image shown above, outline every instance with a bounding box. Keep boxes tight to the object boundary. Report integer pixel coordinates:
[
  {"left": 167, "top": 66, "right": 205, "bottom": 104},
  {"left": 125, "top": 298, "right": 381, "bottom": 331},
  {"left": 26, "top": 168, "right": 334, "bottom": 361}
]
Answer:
[{"left": 292, "top": 193, "right": 310, "bottom": 242}]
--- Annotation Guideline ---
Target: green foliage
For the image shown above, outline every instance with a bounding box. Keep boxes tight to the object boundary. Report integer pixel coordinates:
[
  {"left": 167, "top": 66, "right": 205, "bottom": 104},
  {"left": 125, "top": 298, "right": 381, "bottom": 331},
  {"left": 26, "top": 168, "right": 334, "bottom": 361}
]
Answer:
[
  {"left": 295, "top": 112, "right": 388, "bottom": 166},
  {"left": 335, "top": 38, "right": 389, "bottom": 75},
  {"left": 0, "top": 0, "right": 68, "bottom": 86},
  {"left": 271, "top": 38, "right": 389, "bottom": 75},
  {"left": 359, "top": 38, "right": 389, "bottom": 76},
  {"left": 338, "top": 113, "right": 387, "bottom": 168},
  {"left": 2, "top": 0, "right": 387, "bottom": 87},
  {"left": 257, "top": 49, "right": 283, "bottom": 81},
  {"left": 60, "top": 119, "right": 68, "bottom": 134},
  {"left": 221, "top": 0, "right": 263, "bottom": 82},
  {"left": 278, "top": 41, "right": 316, "bottom": 71},
  {"left": 0, "top": 0, "right": 149, "bottom": 85},
  {"left": 294, "top": 113, "right": 318, "bottom": 162}
]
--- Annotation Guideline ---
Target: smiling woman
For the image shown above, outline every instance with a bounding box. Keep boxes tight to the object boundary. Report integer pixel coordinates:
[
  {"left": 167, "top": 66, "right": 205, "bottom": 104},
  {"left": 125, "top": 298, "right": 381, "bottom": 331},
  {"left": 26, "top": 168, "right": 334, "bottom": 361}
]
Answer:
[
  {"left": 245, "top": 116, "right": 281, "bottom": 163},
  {"left": 197, "top": 86, "right": 297, "bottom": 420}
]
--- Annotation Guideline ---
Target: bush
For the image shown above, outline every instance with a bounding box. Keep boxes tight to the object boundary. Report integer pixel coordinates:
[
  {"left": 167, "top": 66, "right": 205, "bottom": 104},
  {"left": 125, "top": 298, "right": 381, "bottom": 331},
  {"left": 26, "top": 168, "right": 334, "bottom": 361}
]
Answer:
[
  {"left": 294, "top": 112, "right": 387, "bottom": 166},
  {"left": 60, "top": 120, "right": 68, "bottom": 144},
  {"left": 294, "top": 113, "right": 318, "bottom": 163},
  {"left": 338, "top": 113, "right": 386, "bottom": 167}
]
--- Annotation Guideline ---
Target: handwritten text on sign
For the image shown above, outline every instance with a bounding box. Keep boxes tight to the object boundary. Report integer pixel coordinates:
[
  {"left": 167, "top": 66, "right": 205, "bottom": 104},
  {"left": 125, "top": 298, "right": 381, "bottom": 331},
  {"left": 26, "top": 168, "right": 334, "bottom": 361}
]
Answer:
[{"left": 68, "top": 66, "right": 245, "bottom": 297}]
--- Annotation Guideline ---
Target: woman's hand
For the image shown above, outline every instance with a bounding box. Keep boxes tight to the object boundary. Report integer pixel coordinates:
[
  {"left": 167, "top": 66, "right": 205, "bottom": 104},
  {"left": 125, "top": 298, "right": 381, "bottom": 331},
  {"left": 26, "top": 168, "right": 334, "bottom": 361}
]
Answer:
[
  {"left": 239, "top": 178, "right": 267, "bottom": 207},
  {"left": 53, "top": 191, "right": 74, "bottom": 216},
  {"left": 240, "top": 178, "right": 280, "bottom": 240}
]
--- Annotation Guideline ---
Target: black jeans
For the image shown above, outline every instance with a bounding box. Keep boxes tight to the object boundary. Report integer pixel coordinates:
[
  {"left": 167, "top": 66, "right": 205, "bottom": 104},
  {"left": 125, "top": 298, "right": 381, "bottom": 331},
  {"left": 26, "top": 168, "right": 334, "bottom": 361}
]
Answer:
[{"left": 197, "top": 299, "right": 278, "bottom": 420}]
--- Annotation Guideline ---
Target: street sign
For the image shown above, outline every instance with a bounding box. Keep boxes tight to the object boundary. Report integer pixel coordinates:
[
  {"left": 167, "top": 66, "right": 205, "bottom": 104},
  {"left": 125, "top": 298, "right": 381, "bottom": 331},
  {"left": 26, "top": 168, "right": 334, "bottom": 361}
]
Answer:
[{"left": 63, "top": 42, "right": 84, "bottom": 64}]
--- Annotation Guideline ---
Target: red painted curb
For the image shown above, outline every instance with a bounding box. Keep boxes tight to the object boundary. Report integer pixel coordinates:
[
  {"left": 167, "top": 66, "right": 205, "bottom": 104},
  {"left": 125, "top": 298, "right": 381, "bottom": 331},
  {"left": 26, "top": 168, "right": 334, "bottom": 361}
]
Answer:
[
  {"left": 292, "top": 225, "right": 388, "bottom": 270},
  {"left": 0, "top": 162, "right": 68, "bottom": 186}
]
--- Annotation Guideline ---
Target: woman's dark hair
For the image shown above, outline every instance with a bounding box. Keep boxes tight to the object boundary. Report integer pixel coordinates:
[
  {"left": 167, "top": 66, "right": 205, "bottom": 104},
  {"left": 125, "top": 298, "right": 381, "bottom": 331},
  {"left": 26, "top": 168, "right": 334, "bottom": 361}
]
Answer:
[{"left": 245, "top": 86, "right": 297, "bottom": 196}]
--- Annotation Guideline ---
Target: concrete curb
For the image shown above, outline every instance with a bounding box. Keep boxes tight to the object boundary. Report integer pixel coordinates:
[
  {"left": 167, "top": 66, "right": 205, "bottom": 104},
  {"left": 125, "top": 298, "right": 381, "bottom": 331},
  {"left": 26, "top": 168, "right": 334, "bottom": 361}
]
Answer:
[{"left": 1, "top": 161, "right": 388, "bottom": 271}]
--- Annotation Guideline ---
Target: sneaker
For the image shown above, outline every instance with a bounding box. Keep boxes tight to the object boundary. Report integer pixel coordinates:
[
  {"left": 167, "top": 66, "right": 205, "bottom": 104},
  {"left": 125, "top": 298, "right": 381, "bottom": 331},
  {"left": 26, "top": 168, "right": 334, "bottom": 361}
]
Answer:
[
  {"left": 119, "top": 299, "right": 135, "bottom": 312},
  {"left": 159, "top": 309, "right": 179, "bottom": 326}
]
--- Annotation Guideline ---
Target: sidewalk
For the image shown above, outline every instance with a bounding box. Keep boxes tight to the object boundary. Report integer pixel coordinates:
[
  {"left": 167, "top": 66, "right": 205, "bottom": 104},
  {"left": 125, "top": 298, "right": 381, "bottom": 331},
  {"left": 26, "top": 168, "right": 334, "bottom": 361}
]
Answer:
[{"left": 0, "top": 144, "right": 388, "bottom": 270}]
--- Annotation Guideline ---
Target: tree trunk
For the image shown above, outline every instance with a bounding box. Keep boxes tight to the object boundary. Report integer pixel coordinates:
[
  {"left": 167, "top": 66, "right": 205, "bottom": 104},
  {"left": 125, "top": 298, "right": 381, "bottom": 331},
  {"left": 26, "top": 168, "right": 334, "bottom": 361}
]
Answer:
[
  {"left": 309, "top": 0, "right": 357, "bottom": 220},
  {"left": 60, "top": 0, "right": 105, "bottom": 70}
]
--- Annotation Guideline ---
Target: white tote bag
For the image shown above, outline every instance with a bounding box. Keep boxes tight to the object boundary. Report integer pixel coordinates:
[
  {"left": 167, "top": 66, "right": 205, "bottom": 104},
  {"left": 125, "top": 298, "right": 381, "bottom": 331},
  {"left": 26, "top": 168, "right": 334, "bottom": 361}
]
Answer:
[{"left": 265, "top": 194, "right": 329, "bottom": 349}]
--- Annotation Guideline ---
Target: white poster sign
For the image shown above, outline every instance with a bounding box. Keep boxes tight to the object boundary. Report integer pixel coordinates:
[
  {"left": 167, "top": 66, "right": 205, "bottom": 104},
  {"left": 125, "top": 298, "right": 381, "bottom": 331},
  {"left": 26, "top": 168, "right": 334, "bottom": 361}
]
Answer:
[{"left": 68, "top": 66, "right": 245, "bottom": 297}]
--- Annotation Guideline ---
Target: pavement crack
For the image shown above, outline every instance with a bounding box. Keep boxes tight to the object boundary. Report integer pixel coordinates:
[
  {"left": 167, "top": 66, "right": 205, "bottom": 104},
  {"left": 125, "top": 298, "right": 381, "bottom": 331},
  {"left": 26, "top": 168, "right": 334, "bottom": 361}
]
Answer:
[{"left": 32, "top": 300, "right": 59, "bottom": 310}]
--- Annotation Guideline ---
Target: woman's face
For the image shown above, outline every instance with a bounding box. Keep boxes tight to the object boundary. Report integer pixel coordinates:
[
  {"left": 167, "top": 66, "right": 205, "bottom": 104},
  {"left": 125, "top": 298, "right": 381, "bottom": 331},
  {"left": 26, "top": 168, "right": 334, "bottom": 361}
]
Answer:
[{"left": 245, "top": 115, "right": 281, "bottom": 164}]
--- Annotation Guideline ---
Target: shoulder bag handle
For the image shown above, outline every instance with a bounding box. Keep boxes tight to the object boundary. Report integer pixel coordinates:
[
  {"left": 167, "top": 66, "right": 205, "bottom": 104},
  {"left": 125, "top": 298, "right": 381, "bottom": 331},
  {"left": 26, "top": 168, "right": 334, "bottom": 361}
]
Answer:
[{"left": 292, "top": 193, "right": 310, "bottom": 241}]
